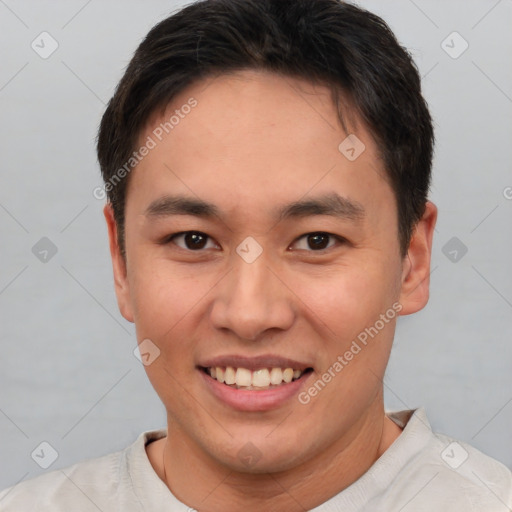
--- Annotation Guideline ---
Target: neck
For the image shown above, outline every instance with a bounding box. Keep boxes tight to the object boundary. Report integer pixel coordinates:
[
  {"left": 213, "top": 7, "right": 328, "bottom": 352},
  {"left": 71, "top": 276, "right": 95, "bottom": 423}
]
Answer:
[{"left": 147, "top": 399, "right": 402, "bottom": 511}]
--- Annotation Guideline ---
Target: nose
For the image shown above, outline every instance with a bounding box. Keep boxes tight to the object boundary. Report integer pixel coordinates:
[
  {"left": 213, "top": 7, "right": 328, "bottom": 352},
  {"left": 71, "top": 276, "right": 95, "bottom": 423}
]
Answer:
[{"left": 210, "top": 249, "right": 295, "bottom": 341}]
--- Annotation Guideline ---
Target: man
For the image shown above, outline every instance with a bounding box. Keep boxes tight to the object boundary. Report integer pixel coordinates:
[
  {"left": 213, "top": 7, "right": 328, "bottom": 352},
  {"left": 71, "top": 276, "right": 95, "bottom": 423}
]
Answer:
[{"left": 1, "top": 0, "right": 510, "bottom": 510}]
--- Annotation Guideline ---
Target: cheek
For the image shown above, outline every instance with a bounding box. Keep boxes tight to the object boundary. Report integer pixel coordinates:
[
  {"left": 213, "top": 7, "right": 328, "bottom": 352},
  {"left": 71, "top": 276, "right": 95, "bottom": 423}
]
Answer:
[
  {"left": 128, "top": 257, "right": 199, "bottom": 335},
  {"left": 298, "top": 260, "right": 399, "bottom": 343},
  {"left": 295, "top": 264, "right": 400, "bottom": 418},
  {"left": 128, "top": 263, "right": 202, "bottom": 406},
  {"left": 127, "top": 258, "right": 217, "bottom": 379}
]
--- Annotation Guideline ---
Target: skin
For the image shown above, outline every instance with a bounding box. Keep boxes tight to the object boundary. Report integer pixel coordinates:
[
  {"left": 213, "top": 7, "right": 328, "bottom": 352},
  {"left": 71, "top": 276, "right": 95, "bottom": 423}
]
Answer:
[{"left": 104, "top": 69, "right": 437, "bottom": 511}]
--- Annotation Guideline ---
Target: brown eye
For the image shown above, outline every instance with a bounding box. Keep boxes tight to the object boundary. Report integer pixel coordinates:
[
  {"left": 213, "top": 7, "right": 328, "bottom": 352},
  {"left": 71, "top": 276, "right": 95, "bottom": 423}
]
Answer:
[
  {"left": 168, "top": 231, "right": 216, "bottom": 251},
  {"left": 291, "top": 232, "right": 343, "bottom": 252},
  {"left": 306, "top": 233, "right": 331, "bottom": 250}
]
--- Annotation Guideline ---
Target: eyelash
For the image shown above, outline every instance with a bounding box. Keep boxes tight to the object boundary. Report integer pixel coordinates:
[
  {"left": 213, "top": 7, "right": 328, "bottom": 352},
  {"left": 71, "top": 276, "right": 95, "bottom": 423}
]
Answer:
[{"left": 163, "top": 231, "right": 347, "bottom": 253}]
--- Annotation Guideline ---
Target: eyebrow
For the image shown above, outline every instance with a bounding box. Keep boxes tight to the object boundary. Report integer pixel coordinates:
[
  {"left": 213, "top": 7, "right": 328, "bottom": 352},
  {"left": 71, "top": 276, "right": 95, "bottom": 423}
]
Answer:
[{"left": 144, "top": 192, "right": 365, "bottom": 223}]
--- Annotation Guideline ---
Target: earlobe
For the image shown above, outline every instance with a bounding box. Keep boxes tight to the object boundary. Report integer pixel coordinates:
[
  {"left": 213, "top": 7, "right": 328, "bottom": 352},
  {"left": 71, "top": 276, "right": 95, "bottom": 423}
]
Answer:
[
  {"left": 103, "top": 204, "right": 135, "bottom": 323},
  {"left": 398, "top": 201, "right": 438, "bottom": 316}
]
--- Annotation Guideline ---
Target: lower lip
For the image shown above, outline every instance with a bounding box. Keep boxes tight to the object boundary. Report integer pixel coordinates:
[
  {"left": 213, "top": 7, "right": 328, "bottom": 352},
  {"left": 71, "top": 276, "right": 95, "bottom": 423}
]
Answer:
[{"left": 198, "top": 369, "right": 313, "bottom": 412}]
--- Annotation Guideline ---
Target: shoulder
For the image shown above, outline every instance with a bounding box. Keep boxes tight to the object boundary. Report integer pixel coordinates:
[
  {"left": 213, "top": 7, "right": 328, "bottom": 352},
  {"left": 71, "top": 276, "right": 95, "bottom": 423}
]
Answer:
[
  {"left": 0, "top": 429, "right": 167, "bottom": 511},
  {"left": 430, "top": 432, "right": 512, "bottom": 511},
  {"left": 386, "top": 409, "right": 512, "bottom": 512},
  {"left": 0, "top": 449, "right": 124, "bottom": 511}
]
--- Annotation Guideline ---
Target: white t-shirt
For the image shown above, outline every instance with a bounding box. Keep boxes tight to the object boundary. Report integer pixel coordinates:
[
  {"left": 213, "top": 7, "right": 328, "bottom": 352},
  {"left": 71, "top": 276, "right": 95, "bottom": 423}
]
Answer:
[{"left": 1, "top": 408, "right": 511, "bottom": 511}]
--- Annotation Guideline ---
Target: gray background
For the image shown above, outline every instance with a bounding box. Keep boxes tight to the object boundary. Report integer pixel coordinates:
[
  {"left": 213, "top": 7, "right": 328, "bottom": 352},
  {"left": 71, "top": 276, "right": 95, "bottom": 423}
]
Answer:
[{"left": 0, "top": 0, "right": 511, "bottom": 490}]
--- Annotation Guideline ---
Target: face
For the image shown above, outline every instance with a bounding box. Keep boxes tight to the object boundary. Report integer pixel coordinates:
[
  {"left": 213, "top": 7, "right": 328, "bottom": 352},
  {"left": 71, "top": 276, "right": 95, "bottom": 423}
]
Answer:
[{"left": 105, "top": 69, "right": 436, "bottom": 473}]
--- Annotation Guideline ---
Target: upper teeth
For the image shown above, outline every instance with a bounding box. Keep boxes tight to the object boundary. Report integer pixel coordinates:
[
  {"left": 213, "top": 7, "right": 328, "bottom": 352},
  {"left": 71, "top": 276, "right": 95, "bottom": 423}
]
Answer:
[{"left": 208, "top": 367, "right": 303, "bottom": 388}]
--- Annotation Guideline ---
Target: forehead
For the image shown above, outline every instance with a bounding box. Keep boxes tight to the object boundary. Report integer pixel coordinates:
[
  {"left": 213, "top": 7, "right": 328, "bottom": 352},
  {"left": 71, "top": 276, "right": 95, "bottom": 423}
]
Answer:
[
  {"left": 129, "top": 69, "right": 391, "bottom": 220},
  {"left": 142, "top": 69, "right": 362, "bottom": 156}
]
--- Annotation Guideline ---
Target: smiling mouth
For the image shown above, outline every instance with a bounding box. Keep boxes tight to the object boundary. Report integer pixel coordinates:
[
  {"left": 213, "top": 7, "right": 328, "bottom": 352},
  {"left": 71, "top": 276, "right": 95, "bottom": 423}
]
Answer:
[{"left": 200, "top": 366, "right": 314, "bottom": 390}]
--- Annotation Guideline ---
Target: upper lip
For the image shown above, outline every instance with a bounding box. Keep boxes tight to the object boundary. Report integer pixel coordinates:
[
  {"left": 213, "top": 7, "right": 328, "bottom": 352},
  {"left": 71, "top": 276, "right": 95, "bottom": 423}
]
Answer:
[{"left": 198, "top": 354, "right": 312, "bottom": 372}]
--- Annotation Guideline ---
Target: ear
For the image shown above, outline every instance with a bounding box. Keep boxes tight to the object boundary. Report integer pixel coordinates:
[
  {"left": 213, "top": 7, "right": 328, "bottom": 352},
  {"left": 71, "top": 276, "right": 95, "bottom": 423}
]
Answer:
[
  {"left": 398, "top": 201, "right": 438, "bottom": 315},
  {"left": 103, "top": 203, "right": 134, "bottom": 323}
]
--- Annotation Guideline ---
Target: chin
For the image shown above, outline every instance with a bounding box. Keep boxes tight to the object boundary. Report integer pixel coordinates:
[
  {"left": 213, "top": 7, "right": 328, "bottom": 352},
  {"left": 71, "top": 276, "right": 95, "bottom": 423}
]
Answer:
[{"left": 212, "top": 430, "right": 314, "bottom": 474}]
